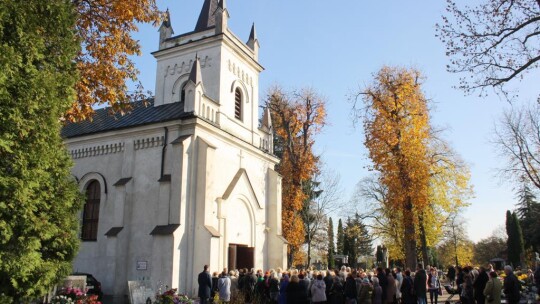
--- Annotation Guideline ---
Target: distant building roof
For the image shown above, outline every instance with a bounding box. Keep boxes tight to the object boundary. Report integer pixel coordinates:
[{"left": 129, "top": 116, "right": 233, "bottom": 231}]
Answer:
[{"left": 62, "top": 99, "right": 192, "bottom": 139}]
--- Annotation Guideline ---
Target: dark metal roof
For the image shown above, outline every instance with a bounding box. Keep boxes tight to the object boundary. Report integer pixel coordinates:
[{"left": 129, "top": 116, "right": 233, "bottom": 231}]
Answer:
[
  {"left": 62, "top": 99, "right": 192, "bottom": 138},
  {"left": 194, "top": 0, "right": 218, "bottom": 32},
  {"left": 105, "top": 227, "right": 124, "bottom": 237},
  {"left": 150, "top": 224, "right": 180, "bottom": 235},
  {"left": 113, "top": 177, "right": 132, "bottom": 186}
]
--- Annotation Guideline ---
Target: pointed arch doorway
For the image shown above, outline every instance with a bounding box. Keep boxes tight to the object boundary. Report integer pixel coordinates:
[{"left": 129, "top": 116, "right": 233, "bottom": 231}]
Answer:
[
  {"left": 220, "top": 168, "right": 262, "bottom": 271},
  {"left": 225, "top": 196, "right": 256, "bottom": 270}
]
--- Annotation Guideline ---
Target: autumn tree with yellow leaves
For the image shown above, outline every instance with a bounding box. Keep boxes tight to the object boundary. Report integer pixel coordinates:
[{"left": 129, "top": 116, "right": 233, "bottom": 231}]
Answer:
[
  {"left": 354, "top": 125, "right": 473, "bottom": 266},
  {"left": 265, "top": 87, "right": 326, "bottom": 267},
  {"left": 419, "top": 137, "right": 473, "bottom": 265},
  {"left": 357, "top": 66, "right": 433, "bottom": 268},
  {"left": 354, "top": 67, "right": 473, "bottom": 267},
  {"left": 68, "top": 0, "right": 161, "bottom": 121}
]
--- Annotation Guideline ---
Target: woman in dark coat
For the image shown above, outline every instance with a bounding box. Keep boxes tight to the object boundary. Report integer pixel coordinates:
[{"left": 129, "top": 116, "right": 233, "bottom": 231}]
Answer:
[
  {"left": 286, "top": 275, "right": 308, "bottom": 304},
  {"left": 278, "top": 274, "right": 289, "bottom": 304},
  {"left": 385, "top": 269, "right": 396, "bottom": 304},
  {"left": 473, "top": 267, "right": 489, "bottom": 304},
  {"left": 400, "top": 270, "right": 416, "bottom": 304},
  {"left": 330, "top": 275, "right": 345, "bottom": 304},
  {"left": 344, "top": 273, "right": 358, "bottom": 304}
]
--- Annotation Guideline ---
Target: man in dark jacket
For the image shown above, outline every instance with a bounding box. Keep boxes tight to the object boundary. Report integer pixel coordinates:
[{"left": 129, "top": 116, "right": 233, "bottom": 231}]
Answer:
[
  {"left": 400, "top": 270, "right": 416, "bottom": 304},
  {"left": 198, "top": 265, "right": 212, "bottom": 304},
  {"left": 503, "top": 265, "right": 521, "bottom": 304},
  {"left": 243, "top": 268, "right": 257, "bottom": 303},
  {"left": 414, "top": 264, "right": 427, "bottom": 304},
  {"left": 473, "top": 267, "right": 489, "bottom": 304},
  {"left": 324, "top": 270, "right": 334, "bottom": 301},
  {"left": 377, "top": 267, "right": 388, "bottom": 303}
]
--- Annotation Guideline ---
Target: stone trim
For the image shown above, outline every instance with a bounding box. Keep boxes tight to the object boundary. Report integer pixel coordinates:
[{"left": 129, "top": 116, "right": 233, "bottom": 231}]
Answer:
[
  {"left": 134, "top": 136, "right": 165, "bottom": 150},
  {"left": 70, "top": 142, "right": 125, "bottom": 159},
  {"left": 204, "top": 225, "right": 221, "bottom": 238}
]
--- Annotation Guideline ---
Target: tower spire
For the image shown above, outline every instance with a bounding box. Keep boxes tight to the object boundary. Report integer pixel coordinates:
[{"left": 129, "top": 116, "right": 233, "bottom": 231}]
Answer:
[
  {"left": 247, "top": 23, "right": 260, "bottom": 59},
  {"left": 189, "top": 55, "right": 202, "bottom": 85},
  {"left": 159, "top": 8, "right": 174, "bottom": 49},
  {"left": 195, "top": 0, "right": 219, "bottom": 32},
  {"left": 215, "top": 0, "right": 229, "bottom": 34},
  {"left": 248, "top": 23, "right": 258, "bottom": 44}
]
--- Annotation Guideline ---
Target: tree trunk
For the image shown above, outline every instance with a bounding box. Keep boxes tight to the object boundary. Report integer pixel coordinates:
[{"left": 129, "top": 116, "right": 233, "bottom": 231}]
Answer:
[
  {"left": 288, "top": 250, "right": 295, "bottom": 268},
  {"left": 403, "top": 197, "right": 417, "bottom": 269},
  {"left": 307, "top": 228, "right": 312, "bottom": 267},
  {"left": 452, "top": 225, "right": 459, "bottom": 266},
  {"left": 419, "top": 213, "right": 429, "bottom": 267}
]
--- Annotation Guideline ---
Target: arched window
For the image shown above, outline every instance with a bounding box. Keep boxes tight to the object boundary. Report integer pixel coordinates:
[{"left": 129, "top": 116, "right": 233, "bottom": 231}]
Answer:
[
  {"left": 234, "top": 88, "right": 242, "bottom": 120},
  {"left": 81, "top": 180, "right": 101, "bottom": 241},
  {"left": 180, "top": 81, "right": 188, "bottom": 103}
]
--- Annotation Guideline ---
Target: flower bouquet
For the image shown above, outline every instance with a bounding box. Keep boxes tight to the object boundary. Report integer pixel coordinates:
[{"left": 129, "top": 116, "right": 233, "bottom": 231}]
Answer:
[
  {"left": 51, "top": 287, "right": 101, "bottom": 304},
  {"left": 154, "top": 288, "right": 193, "bottom": 304}
]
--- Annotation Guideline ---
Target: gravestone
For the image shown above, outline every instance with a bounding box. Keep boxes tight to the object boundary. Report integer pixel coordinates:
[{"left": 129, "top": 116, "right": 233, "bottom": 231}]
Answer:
[
  {"left": 128, "top": 280, "right": 155, "bottom": 304},
  {"left": 63, "top": 275, "right": 87, "bottom": 290}
]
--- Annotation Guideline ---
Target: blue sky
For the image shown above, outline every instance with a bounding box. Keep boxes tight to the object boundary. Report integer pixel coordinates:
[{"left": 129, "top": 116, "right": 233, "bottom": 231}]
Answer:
[{"left": 130, "top": 1, "right": 538, "bottom": 242}]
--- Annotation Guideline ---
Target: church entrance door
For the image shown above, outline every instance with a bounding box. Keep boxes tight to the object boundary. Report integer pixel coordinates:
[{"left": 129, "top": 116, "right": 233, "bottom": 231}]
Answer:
[{"left": 228, "top": 244, "right": 254, "bottom": 270}]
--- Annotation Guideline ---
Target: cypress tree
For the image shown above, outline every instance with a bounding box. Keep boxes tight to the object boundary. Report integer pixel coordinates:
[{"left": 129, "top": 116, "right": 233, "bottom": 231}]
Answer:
[
  {"left": 0, "top": 0, "right": 82, "bottom": 301},
  {"left": 506, "top": 210, "right": 525, "bottom": 267},
  {"left": 328, "top": 217, "right": 335, "bottom": 269},
  {"left": 337, "top": 218, "right": 344, "bottom": 255},
  {"left": 506, "top": 210, "right": 515, "bottom": 266},
  {"left": 512, "top": 212, "right": 525, "bottom": 267}
]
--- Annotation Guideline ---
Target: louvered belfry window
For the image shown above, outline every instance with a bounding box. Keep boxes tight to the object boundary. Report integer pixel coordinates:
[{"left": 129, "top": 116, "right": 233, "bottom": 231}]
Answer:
[
  {"left": 235, "top": 88, "right": 242, "bottom": 120},
  {"left": 81, "top": 180, "right": 101, "bottom": 241}
]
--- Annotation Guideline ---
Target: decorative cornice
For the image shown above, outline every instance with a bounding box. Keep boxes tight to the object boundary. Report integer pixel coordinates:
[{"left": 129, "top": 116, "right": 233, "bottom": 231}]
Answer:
[
  {"left": 70, "top": 142, "right": 125, "bottom": 159},
  {"left": 134, "top": 136, "right": 165, "bottom": 150}
]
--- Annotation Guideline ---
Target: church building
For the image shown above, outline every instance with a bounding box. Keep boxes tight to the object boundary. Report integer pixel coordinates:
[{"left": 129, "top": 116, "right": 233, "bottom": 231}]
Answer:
[{"left": 62, "top": 0, "right": 287, "bottom": 297}]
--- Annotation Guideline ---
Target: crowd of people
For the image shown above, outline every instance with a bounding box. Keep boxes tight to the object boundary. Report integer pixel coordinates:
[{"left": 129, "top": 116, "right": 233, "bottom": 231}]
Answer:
[
  {"left": 197, "top": 263, "right": 540, "bottom": 304},
  {"left": 448, "top": 264, "right": 539, "bottom": 304}
]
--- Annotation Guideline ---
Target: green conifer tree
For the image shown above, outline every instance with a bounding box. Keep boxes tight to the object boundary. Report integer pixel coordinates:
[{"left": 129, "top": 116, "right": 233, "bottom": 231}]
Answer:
[
  {"left": 337, "top": 218, "right": 345, "bottom": 255},
  {"left": 0, "top": 0, "right": 82, "bottom": 301},
  {"left": 506, "top": 210, "right": 525, "bottom": 268},
  {"left": 343, "top": 214, "right": 373, "bottom": 268},
  {"left": 512, "top": 212, "right": 525, "bottom": 267},
  {"left": 328, "top": 217, "right": 335, "bottom": 269}
]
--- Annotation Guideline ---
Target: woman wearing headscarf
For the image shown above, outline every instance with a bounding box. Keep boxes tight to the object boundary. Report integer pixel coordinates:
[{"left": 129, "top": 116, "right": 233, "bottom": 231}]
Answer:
[{"left": 372, "top": 277, "right": 383, "bottom": 304}]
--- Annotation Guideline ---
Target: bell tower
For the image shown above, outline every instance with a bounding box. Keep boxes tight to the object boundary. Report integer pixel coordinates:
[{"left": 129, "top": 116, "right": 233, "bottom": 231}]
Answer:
[{"left": 153, "top": 0, "right": 268, "bottom": 147}]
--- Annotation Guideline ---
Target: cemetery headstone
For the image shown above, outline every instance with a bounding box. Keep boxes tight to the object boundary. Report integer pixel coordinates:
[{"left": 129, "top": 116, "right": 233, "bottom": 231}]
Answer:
[
  {"left": 63, "top": 276, "right": 87, "bottom": 290},
  {"left": 128, "top": 280, "right": 155, "bottom": 304}
]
